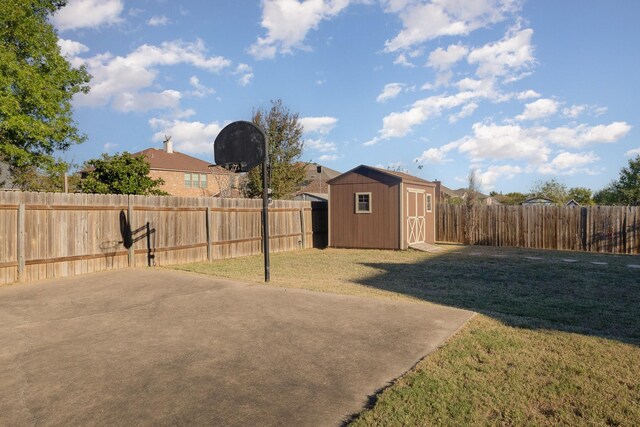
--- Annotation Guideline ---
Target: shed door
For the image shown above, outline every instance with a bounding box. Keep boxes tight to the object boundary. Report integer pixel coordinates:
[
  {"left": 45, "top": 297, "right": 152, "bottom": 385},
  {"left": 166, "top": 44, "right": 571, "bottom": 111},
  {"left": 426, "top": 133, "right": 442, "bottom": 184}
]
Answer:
[{"left": 407, "top": 189, "right": 425, "bottom": 245}]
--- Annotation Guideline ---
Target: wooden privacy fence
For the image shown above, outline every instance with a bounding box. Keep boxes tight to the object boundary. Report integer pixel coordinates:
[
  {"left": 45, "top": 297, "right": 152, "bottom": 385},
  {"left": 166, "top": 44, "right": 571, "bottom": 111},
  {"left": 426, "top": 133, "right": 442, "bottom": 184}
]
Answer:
[
  {"left": 0, "top": 191, "right": 328, "bottom": 285},
  {"left": 437, "top": 204, "right": 640, "bottom": 255}
]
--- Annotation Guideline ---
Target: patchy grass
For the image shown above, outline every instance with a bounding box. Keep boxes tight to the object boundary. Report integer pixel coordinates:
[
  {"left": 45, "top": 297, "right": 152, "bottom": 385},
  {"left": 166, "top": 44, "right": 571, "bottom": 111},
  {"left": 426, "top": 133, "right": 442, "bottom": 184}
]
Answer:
[{"left": 175, "top": 246, "right": 640, "bottom": 426}]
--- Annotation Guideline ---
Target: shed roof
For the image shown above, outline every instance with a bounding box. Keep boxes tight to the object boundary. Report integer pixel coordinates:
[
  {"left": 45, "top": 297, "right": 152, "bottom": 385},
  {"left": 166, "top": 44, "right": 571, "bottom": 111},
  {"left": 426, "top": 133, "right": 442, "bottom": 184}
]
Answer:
[{"left": 327, "top": 165, "right": 435, "bottom": 187}]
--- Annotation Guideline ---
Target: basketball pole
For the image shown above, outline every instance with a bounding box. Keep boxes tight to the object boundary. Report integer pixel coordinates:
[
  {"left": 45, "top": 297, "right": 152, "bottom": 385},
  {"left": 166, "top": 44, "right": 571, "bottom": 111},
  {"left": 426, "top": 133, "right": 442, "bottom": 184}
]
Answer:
[{"left": 262, "top": 156, "right": 271, "bottom": 282}]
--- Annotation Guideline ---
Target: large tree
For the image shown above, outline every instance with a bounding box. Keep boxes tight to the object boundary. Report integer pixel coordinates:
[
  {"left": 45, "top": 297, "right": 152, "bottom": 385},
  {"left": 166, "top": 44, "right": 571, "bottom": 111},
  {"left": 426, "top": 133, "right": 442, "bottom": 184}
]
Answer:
[
  {"left": 567, "top": 187, "right": 593, "bottom": 205},
  {"left": 528, "top": 178, "right": 568, "bottom": 203},
  {"left": 11, "top": 160, "right": 79, "bottom": 192},
  {"left": 80, "top": 153, "right": 167, "bottom": 195},
  {"left": 593, "top": 155, "right": 640, "bottom": 205},
  {"left": 244, "top": 100, "right": 306, "bottom": 199},
  {"left": 0, "top": 0, "right": 91, "bottom": 172}
]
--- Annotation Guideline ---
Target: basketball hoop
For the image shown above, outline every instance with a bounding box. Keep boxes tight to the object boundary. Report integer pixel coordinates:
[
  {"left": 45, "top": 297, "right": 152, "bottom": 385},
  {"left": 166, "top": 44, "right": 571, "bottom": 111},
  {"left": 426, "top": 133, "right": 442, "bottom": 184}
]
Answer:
[
  {"left": 211, "top": 163, "right": 243, "bottom": 198},
  {"left": 214, "top": 121, "right": 271, "bottom": 282}
]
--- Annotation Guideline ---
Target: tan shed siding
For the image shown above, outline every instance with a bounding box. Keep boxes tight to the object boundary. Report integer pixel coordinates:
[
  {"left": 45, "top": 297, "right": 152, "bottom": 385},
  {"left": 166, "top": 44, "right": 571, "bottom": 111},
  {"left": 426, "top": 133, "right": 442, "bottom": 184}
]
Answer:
[{"left": 330, "top": 181, "right": 400, "bottom": 249}]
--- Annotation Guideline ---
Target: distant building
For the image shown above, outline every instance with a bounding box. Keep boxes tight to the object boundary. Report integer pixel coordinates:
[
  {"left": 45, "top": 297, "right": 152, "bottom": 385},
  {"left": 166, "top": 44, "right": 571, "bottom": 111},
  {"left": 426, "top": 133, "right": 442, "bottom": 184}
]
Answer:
[
  {"left": 522, "top": 197, "right": 555, "bottom": 205},
  {"left": 294, "top": 163, "right": 341, "bottom": 202},
  {"left": 132, "top": 138, "right": 232, "bottom": 197},
  {"left": 564, "top": 199, "right": 581, "bottom": 207},
  {"left": 434, "top": 181, "right": 500, "bottom": 205}
]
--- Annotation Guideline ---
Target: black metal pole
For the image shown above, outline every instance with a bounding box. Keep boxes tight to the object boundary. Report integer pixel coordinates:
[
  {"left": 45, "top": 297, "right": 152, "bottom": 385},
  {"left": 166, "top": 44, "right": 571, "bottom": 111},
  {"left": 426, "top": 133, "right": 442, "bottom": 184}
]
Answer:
[{"left": 262, "top": 160, "right": 270, "bottom": 282}]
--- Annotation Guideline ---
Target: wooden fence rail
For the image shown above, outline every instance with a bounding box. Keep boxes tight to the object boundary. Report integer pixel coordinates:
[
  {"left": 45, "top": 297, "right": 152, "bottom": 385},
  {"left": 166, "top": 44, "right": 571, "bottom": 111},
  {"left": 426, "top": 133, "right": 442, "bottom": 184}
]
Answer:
[
  {"left": 0, "top": 191, "right": 328, "bottom": 285},
  {"left": 436, "top": 204, "right": 640, "bottom": 255}
]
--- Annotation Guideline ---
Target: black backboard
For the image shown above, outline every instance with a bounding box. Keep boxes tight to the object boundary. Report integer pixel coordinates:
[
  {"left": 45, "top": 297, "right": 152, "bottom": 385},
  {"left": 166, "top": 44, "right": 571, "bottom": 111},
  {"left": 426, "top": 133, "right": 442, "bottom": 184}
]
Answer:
[{"left": 214, "top": 121, "right": 267, "bottom": 172}]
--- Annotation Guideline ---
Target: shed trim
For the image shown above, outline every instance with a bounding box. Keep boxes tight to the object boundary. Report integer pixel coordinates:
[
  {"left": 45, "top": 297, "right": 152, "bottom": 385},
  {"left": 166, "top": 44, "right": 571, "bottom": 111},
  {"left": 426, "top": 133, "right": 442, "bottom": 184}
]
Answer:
[
  {"left": 399, "top": 182, "right": 404, "bottom": 249},
  {"left": 328, "top": 184, "right": 332, "bottom": 247},
  {"left": 355, "top": 192, "right": 372, "bottom": 213}
]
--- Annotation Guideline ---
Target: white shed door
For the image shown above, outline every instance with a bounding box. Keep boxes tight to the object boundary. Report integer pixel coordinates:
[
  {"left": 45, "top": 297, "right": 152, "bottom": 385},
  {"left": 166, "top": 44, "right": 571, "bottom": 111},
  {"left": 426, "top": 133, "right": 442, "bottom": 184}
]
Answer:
[{"left": 407, "top": 189, "right": 426, "bottom": 245}]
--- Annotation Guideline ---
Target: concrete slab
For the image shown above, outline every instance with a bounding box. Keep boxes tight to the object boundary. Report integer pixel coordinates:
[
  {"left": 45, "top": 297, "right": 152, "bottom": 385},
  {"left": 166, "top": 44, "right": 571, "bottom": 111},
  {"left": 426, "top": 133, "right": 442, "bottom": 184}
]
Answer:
[
  {"left": 0, "top": 269, "right": 473, "bottom": 426},
  {"left": 409, "top": 242, "right": 443, "bottom": 253}
]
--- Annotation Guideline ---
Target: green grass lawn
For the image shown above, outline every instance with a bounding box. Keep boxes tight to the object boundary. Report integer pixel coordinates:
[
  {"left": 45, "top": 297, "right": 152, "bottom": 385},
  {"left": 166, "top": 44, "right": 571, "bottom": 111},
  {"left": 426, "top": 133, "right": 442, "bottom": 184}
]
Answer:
[{"left": 175, "top": 246, "right": 640, "bottom": 426}]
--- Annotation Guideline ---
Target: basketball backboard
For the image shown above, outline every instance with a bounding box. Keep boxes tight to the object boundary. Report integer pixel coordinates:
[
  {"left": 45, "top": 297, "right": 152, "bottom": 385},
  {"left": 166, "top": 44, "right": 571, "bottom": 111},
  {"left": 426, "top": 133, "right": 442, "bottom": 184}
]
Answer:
[{"left": 214, "top": 121, "right": 266, "bottom": 173}]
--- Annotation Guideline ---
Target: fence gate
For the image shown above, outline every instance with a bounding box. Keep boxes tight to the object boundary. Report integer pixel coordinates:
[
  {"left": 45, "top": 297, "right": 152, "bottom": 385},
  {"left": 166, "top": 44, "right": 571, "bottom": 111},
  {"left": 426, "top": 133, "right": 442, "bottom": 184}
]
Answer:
[{"left": 407, "top": 189, "right": 426, "bottom": 245}]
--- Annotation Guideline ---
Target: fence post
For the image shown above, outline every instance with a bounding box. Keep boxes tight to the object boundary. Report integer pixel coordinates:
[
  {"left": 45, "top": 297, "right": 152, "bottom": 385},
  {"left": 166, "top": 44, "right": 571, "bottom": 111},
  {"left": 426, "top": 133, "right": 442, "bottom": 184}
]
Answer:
[
  {"left": 300, "top": 207, "right": 307, "bottom": 249},
  {"left": 128, "top": 196, "right": 134, "bottom": 267},
  {"left": 206, "top": 206, "right": 212, "bottom": 261},
  {"left": 17, "top": 203, "right": 25, "bottom": 282}
]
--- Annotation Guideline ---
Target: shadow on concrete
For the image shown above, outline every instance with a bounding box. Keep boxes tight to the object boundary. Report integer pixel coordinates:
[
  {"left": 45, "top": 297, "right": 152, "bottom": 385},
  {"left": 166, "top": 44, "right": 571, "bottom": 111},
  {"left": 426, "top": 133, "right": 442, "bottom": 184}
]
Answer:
[{"left": 355, "top": 244, "right": 640, "bottom": 346}]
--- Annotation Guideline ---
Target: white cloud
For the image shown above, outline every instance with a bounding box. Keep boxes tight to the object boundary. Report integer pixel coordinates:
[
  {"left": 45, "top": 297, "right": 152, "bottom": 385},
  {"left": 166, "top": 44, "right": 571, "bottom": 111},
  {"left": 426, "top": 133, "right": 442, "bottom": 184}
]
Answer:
[
  {"left": 625, "top": 147, "right": 640, "bottom": 157},
  {"left": 249, "top": 0, "right": 351, "bottom": 59},
  {"left": 562, "top": 104, "right": 586, "bottom": 119},
  {"left": 306, "top": 138, "right": 337, "bottom": 152},
  {"left": 448, "top": 102, "right": 478, "bottom": 123},
  {"left": 515, "top": 98, "right": 559, "bottom": 121},
  {"left": 75, "top": 40, "right": 231, "bottom": 111},
  {"left": 476, "top": 164, "right": 522, "bottom": 190},
  {"left": 102, "top": 142, "right": 119, "bottom": 153},
  {"left": 234, "top": 63, "right": 254, "bottom": 86},
  {"left": 467, "top": 28, "right": 535, "bottom": 80},
  {"left": 383, "top": 0, "right": 522, "bottom": 52},
  {"left": 149, "top": 118, "right": 222, "bottom": 155},
  {"left": 376, "top": 83, "right": 405, "bottom": 103},
  {"left": 147, "top": 15, "right": 169, "bottom": 26},
  {"left": 300, "top": 116, "right": 338, "bottom": 134},
  {"left": 516, "top": 89, "right": 540, "bottom": 100},
  {"left": 366, "top": 90, "right": 478, "bottom": 144},
  {"left": 393, "top": 53, "right": 415, "bottom": 67},
  {"left": 456, "top": 122, "right": 551, "bottom": 163},
  {"left": 414, "top": 145, "right": 456, "bottom": 164},
  {"left": 441, "top": 121, "right": 630, "bottom": 167},
  {"left": 187, "top": 76, "right": 215, "bottom": 98},
  {"left": 544, "top": 122, "right": 632, "bottom": 148},
  {"left": 427, "top": 44, "right": 469, "bottom": 70},
  {"left": 538, "top": 151, "right": 599, "bottom": 175},
  {"left": 53, "top": 0, "right": 124, "bottom": 31},
  {"left": 57, "top": 39, "right": 89, "bottom": 57},
  {"left": 112, "top": 90, "right": 181, "bottom": 112},
  {"left": 562, "top": 104, "right": 607, "bottom": 118},
  {"left": 319, "top": 154, "right": 339, "bottom": 161}
]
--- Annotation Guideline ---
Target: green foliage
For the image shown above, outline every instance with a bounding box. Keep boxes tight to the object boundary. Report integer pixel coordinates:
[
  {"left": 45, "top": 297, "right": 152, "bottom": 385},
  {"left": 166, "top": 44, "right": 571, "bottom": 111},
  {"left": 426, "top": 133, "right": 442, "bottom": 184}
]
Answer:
[
  {"left": 498, "top": 192, "right": 528, "bottom": 205},
  {"left": 567, "top": 187, "right": 593, "bottom": 205},
  {"left": 244, "top": 100, "right": 307, "bottom": 199},
  {"left": 80, "top": 152, "right": 167, "bottom": 195},
  {"left": 616, "top": 155, "right": 640, "bottom": 204},
  {"left": 593, "top": 183, "right": 617, "bottom": 205},
  {"left": 593, "top": 156, "right": 640, "bottom": 205},
  {"left": 0, "top": 0, "right": 91, "bottom": 171},
  {"left": 10, "top": 159, "right": 79, "bottom": 192},
  {"left": 529, "top": 178, "right": 568, "bottom": 203}
]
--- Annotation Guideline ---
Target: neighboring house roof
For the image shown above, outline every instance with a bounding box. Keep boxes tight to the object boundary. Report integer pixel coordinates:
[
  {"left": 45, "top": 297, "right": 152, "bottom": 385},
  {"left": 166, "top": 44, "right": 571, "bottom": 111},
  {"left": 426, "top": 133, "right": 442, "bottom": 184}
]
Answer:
[
  {"left": 294, "top": 192, "right": 328, "bottom": 201},
  {"left": 522, "top": 197, "right": 555, "bottom": 205},
  {"left": 296, "top": 163, "right": 341, "bottom": 195},
  {"left": 133, "top": 148, "right": 227, "bottom": 174},
  {"left": 565, "top": 199, "right": 580, "bottom": 207},
  {"left": 327, "top": 165, "right": 434, "bottom": 186},
  {"left": 438, "top": 184, "right": 489, "bottom": 200}
]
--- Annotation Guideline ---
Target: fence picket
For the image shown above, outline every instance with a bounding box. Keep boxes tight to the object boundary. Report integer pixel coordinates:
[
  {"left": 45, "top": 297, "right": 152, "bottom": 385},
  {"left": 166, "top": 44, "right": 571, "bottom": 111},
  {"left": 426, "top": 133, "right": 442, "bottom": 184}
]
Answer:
[
  {"left": 0, "top": 191, "right": 328, "bottom": 285},
  {"left": 436, "top": 204, "right": 639, "bottom": 255}
]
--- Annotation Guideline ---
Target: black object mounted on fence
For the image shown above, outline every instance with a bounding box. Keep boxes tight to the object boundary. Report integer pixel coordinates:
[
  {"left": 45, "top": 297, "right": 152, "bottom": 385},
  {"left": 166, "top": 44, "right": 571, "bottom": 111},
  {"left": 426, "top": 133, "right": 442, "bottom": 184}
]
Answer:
[{"left": 214, "top": 121, "right": 271, "bottom": 282}]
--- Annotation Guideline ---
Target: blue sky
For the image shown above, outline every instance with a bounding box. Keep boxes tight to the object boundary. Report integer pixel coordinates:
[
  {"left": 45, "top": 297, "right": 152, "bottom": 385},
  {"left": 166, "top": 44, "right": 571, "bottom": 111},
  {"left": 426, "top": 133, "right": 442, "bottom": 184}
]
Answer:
[{"left": 53, "top": 0, "right": 639, "bottom": 193}]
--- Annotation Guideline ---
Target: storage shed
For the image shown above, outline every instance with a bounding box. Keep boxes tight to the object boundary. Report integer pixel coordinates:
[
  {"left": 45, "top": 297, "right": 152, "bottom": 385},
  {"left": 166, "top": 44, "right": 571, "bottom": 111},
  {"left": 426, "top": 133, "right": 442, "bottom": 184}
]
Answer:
[{"left": 327, "top": 165, "right": 436, "bottom": 250}]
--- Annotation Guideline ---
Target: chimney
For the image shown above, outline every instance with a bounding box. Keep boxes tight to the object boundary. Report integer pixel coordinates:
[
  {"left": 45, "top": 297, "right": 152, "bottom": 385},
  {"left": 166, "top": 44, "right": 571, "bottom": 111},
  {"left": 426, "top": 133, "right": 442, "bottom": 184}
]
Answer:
[{"left": 163, "top": 135, "right": 173, "bottom": 153}]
